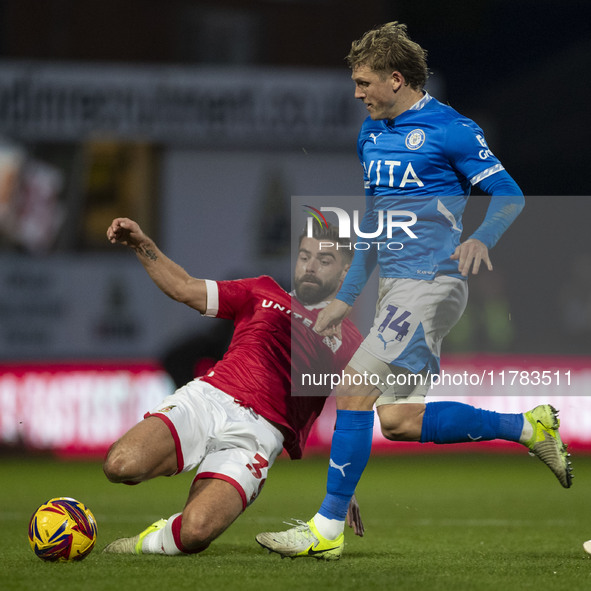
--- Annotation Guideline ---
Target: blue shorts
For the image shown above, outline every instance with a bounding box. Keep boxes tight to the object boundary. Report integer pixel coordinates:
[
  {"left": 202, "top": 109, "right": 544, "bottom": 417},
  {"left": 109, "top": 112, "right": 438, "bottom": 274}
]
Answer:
[{"left": 349, "top": 276, "right": 467, "bottom": 401}]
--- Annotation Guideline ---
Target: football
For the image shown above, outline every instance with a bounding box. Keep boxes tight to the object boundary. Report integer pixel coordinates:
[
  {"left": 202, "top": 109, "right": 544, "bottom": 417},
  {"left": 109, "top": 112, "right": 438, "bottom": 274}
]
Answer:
[{"left": 28, "top": 497, "right": 98, "bottom": 562}]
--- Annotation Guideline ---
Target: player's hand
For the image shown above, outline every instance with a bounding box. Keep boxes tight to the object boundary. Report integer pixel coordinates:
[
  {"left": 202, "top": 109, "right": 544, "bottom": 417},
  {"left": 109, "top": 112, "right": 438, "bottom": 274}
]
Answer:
[
  {"left": 346, "top": 494, "right": 364, "bottom": 537},
  {"left": 313, "top": 299, "right": 351, "bottom": 340},
  {"left": 106, "top": 218, "right": 146, "bottom": 249},
  {"left": 451, "top": 238, "right": 492, "bottom": 276}
]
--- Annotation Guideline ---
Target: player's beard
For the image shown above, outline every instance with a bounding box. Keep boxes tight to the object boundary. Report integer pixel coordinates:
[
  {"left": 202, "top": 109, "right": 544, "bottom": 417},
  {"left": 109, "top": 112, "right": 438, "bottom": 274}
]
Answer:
[{"left": 294, "top": 275, "right": 339, "bottom": 306}]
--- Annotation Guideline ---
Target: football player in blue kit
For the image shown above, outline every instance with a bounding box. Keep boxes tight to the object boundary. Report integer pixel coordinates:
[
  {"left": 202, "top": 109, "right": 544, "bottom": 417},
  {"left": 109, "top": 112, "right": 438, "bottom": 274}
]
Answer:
[{"left": 256, "top": 21, "right": 572, "bottom": 560}]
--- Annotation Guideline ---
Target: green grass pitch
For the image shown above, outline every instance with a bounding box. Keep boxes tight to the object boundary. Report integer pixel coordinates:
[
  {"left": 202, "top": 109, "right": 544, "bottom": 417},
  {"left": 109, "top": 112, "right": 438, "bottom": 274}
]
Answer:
[{"left": 2, "top": 451, "right": 591, "bottom": 591}]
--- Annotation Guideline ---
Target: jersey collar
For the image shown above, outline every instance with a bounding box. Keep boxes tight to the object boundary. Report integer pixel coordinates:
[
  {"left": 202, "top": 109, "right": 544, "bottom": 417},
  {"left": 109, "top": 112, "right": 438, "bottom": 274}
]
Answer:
[
  {"left": 409, "top": 91, "right": 432, "bottom": 111},
  {"left": 384, "top": 92, "right": 433, "bottom": 127},
  {"left": 290, "top": 291, "right": 331, "bottom": 311}
]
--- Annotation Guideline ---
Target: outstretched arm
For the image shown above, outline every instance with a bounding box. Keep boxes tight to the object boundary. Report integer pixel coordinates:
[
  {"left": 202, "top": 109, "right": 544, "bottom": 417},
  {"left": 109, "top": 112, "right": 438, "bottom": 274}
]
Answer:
[{"left": 106, "top": 217, "right": 207, "bottom": 313}]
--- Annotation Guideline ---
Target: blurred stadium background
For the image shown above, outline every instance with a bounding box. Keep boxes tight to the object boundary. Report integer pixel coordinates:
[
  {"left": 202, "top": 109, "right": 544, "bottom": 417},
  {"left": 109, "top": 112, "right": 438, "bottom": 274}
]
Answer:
[{"left": 0, "top": 0, "right": 590, "bottom": 459}]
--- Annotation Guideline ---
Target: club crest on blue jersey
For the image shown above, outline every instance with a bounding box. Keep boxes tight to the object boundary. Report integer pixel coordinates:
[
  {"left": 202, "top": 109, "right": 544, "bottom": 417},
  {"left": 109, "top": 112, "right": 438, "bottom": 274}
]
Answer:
[{"left": 405, "top": 129, "right": 425, "bottom": 150}]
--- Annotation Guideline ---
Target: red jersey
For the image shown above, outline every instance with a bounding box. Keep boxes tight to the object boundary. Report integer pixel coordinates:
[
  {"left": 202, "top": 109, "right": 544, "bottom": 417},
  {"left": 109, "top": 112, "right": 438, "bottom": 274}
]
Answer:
[{"left": 200, "top": 276, "right": 362, "bottom": 459}]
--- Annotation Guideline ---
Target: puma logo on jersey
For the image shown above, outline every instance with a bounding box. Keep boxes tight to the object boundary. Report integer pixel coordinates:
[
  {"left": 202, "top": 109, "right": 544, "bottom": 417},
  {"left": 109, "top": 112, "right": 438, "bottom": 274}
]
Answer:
[
  {"left": 369, "top": 132, "right": 382, "bottom": 144},
  {"left": 329, "top": 458, "right": 351, "bottom": 477}
]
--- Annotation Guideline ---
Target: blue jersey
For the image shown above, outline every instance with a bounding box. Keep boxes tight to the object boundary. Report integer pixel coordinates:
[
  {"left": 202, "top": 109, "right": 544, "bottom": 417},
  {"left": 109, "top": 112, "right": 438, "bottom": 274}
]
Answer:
[{"left": 337, "top": 93, "right": 522, "bottom": 306}]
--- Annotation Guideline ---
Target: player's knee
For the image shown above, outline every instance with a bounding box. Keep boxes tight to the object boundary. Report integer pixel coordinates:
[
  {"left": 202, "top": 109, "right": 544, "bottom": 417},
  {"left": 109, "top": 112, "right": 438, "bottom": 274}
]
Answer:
[
  {"left": 379, "top": 410, "right": 423, "bottom": 441},
  {"left": 380, "top": 420, "right": 410, "bottom": 441},
  {"left": 179, "top": 513, "right": 214, "bottom": 552},
  {"left": 102, "top": 443, "right": 140, "bottom": 483},
  {"left": 334, "top": 387, "right": 375, "bottom": 411}
]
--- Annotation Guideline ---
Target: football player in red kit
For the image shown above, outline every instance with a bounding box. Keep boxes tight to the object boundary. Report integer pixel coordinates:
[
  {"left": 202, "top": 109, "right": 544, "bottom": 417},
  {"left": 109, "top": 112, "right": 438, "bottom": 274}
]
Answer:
[{"left": 102, "top": 217, "right": 362, "bottom": 556}]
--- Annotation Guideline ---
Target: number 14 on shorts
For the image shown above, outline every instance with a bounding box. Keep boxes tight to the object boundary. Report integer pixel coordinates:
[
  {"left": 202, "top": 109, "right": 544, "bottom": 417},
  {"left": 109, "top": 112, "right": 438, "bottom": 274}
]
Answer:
[{"left": 377, "top": 304, "right": 411, "bottom": 342}]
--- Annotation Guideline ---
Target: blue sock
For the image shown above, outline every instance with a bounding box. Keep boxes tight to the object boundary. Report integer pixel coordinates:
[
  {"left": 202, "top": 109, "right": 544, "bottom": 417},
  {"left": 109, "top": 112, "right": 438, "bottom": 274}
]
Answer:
[
  {"left": 318, "top": 409, "right": 374, "bottom": 521},
  {"left": 420, "top": 401, "right": 523, "bottom": 444}
]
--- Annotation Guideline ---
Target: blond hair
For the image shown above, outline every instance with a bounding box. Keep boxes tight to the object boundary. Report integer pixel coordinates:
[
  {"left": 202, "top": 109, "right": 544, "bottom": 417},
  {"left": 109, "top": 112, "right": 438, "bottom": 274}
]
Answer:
[{"left": 346, "top": 22, "right": 429, "bottom": 90}]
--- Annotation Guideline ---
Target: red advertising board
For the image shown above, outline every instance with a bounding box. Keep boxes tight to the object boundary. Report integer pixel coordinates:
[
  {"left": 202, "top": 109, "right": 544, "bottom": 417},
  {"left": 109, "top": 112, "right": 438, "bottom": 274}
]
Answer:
[{"left": 0, "top": 355, "right": 589, "bottom": 457}]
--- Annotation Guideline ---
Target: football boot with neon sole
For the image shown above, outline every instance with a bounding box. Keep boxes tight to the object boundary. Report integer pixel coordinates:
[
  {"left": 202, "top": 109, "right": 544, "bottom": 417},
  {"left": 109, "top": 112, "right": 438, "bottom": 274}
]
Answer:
[
  {"left": 523, "top": 404, "right": 572, "bottom": 488},
  {"left": 103, "top": 518, "right": 168, "bottom": 554},
  {"left": 255, "top": 518, "right": 343, "bottom": 560}
]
